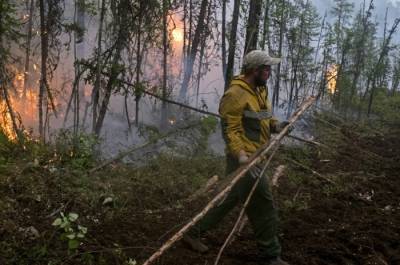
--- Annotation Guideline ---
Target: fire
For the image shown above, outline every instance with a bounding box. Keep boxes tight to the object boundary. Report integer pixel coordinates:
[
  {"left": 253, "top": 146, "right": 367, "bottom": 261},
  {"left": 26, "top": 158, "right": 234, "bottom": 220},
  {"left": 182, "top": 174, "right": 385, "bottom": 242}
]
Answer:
[
  {"left": 171, "top": 28, "right": 183, "bottom": 42},
  {"left": 326, "top": 64, "right": 338, "bottom": 94},
  {"left": 168, "top": 118, "right": 176, "bottom": 125},
  {"left": 0, "top": 101, "right": 17, "bottom": 140},
  {"left": 0, "top": 69, "right": 39, "bottom": 140}
]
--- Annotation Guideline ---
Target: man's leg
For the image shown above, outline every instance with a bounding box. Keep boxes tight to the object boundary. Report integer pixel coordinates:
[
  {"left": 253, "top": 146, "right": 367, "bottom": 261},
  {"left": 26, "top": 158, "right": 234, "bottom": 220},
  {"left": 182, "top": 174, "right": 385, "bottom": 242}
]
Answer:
[
  {"left": 245, "top": 172, "right": 281, "bottom": 259},
  {"left": 188, "top": 155, "right": 242, "bottom": 238},
  {"left": 184, "top": 155, "right": 248, "bottom": 253}
]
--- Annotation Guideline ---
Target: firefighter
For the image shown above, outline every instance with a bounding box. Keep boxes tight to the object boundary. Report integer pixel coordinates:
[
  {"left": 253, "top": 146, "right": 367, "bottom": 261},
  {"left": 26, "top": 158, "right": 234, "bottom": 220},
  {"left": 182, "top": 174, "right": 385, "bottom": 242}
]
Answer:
[{"left": 183, "top": 50, "right": 290, "bottom": 265}]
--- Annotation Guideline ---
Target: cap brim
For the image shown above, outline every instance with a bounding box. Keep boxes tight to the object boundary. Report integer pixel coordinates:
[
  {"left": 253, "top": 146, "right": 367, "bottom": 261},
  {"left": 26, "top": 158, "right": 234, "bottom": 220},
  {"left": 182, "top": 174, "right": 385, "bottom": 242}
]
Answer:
[{"left": 264, "top": 57, "right": 282, "bottom": 65}]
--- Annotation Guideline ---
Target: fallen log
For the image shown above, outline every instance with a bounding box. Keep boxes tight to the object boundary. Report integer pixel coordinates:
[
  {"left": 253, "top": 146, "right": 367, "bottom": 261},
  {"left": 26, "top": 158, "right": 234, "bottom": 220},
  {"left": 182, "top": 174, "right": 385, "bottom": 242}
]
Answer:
[
  {"left": 287, "top": 134, "right": 326, "bottom": 148},
  {"left": 141, "top": 95, "right": 317, "bottom": 265},
  {"left": 285, "top": 157, "right": 335, "bottom": 184}
]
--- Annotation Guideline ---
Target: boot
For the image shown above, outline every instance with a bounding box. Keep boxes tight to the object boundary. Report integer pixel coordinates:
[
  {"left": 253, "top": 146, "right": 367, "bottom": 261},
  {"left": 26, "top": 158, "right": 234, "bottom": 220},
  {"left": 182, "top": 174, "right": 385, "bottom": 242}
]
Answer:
[
  {"left": 260, "top": 257, "right": 290, "bottom": 265},
  {"left": 182, "top": 234, "right": 209, "bottom": 253}
]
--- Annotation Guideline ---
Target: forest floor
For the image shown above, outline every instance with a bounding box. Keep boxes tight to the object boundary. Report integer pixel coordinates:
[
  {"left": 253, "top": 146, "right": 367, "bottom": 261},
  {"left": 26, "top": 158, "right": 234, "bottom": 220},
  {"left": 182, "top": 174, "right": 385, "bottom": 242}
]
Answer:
[{"left": 0, "top": 113, "right": 399, "bottom": 265}]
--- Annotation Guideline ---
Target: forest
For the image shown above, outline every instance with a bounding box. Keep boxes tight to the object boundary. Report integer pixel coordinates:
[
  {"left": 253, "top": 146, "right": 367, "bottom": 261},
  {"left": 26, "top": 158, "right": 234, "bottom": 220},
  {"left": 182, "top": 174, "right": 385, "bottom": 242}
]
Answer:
[{"left": 0, "top": 0, "right": 399, "bottom": 264}]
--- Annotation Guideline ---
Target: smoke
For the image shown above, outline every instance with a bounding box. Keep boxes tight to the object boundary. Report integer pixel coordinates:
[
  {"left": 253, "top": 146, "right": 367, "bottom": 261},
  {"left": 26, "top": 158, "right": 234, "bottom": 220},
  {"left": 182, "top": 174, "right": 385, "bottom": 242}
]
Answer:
[{"left": 388, "top": 0, "right": 400, "bottom": 7}]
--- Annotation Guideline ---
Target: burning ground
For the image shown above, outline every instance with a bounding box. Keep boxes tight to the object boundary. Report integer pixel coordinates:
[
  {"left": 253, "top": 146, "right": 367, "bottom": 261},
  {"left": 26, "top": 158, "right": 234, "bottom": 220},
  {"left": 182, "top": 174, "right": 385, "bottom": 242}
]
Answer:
[{"left": 0, "top": 113, "right": 399, "bottom": 265}]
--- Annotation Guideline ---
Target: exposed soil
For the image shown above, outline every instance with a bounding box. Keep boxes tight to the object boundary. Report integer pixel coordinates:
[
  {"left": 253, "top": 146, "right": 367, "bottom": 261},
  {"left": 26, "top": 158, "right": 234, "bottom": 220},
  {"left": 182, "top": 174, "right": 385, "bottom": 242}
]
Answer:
[{"left": 1, "top": 127, "right": 399, "bottom": 265}]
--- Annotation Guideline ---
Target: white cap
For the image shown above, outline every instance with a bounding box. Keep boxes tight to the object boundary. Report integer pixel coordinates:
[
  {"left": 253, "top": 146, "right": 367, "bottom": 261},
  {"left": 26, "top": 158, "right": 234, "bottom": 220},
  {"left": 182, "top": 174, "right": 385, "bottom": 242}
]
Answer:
[{"left": 242, "top": 50, "right": 281, "bottom": 71}]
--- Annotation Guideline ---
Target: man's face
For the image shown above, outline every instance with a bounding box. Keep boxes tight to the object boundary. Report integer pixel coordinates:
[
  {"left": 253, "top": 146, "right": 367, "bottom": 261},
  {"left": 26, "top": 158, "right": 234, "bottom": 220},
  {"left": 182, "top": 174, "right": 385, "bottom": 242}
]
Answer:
[{"left": 254, "top": 65, "right": 271, "bottom": 86}]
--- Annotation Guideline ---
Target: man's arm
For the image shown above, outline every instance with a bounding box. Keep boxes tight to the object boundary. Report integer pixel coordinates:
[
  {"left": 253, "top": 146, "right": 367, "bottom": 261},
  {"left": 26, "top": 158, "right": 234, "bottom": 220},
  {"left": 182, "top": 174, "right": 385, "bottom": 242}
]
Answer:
[
  {"left": 264, "top": 95, "right": 279, "bottom": 133},
  {"left": 219, "top": 91, "right": 247, "bottom": 158}
]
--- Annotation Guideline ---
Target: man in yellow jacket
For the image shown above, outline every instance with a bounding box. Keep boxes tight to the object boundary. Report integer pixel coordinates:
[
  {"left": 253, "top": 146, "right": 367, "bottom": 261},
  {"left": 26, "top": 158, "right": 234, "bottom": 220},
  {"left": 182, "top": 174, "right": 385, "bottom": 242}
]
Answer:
[{"left": 184, "top": 50, "right": 290, "bottom": 265}]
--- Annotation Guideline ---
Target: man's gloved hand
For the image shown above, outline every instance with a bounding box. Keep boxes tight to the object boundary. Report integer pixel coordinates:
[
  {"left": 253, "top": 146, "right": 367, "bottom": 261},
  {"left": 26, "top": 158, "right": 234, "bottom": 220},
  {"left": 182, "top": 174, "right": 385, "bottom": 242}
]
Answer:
[
  {"left": 238, "top": 150, "right": 264, "bottom": 179},
  {"left": 275, "top": 121, "right": 294, "bottom": 134},
  {"left": 238, "top": 150, "right": 249, "bottom": 165}
]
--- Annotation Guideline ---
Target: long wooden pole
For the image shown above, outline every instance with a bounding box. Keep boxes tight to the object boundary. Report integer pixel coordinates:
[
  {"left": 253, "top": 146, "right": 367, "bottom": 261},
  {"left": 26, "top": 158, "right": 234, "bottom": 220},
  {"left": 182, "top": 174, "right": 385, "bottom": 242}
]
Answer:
[{"left": 142, "top": 95, "right": 317, "bottom": 265}]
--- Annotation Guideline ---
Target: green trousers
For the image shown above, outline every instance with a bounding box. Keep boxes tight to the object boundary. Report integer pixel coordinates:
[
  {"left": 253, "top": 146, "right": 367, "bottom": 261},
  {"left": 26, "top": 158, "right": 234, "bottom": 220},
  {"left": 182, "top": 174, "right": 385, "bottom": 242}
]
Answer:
[{"left": 189, "top": 155, "right": 281, "bottom": 258}]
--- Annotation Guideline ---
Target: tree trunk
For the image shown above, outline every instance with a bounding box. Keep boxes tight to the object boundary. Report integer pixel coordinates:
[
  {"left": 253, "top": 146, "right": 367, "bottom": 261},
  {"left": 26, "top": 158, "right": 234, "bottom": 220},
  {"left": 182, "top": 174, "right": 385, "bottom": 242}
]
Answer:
[
  {"left": 161, "top": 0, "right": 168, "bottom": 128},
  {"left": 367, "top": 18, "right": 400, "bottom": 116},
  {"left": 94, "top": 41, "right": 123, "bottom": 135},
  {"left": 94, "top": 0, "right": 130, "bottom": 135},
  {"left": 23, "top": 0, "right": 35, "bottom": 98},
  {"left": 92, "top": 0, "right": 106, "bottom": 132},
  {"left": 221, "top": 0, "right": 227, "bottom": 77},
  {"left": 182, "top": 0, "right": 187, "bottom": 74},
  {"left": 179, "top": 0, "right": 208, "bottom": 100},
  {"left": 39, "top": 0, "right": 48, "bottom": 141},
  {"left": 224, "top": 0, "right": 241, "bottom": 90},
  {"left": 135, "top": 1, "right": 142, "bottom": 127},
  {"left": 260, "top": 0, "right": 270, "bottom": 50},
  {"left": 196, "top": 1, "right": 212, "bottom": 107},
  {"left": 244, "top": 0, "right": 262, "bottom": 54},
  {"left": 272, "top": 0, "right": 286, "bottom": 110}
]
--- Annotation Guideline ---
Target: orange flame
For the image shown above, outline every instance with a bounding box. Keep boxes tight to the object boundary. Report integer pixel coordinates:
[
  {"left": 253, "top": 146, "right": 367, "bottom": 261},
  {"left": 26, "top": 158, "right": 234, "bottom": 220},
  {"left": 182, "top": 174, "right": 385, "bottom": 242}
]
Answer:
[
  {"left": 326, "top": 64, "right": 338, "bottom": 94},
  {"left": 0, "top": 68, "right": 39, "bottom": 140}
]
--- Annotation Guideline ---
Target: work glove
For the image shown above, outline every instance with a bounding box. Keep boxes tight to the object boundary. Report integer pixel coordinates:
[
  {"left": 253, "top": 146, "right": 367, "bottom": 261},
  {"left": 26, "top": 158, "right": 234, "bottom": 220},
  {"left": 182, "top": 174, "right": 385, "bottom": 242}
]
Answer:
[
  {"left": 238, "top": 150, "right": 264, "bottom": 179},
  {"left": 275, "top": 121, "right": 294, "bottom": 134}
]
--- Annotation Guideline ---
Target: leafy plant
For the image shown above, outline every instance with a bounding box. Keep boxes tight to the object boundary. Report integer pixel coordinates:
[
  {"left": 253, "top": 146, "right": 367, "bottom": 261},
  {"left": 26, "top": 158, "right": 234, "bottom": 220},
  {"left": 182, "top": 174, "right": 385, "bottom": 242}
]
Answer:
[
  {"left": 54, "top": 130, "right": 98, "bottom": 169},
  {"left": 52, "top": 212, "right": 87, "bottom": 250}
]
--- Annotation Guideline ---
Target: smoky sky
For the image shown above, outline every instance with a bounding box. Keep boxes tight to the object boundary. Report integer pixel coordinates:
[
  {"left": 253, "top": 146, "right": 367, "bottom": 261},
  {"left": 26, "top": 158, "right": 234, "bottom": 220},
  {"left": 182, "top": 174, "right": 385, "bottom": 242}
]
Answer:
[{"left": 312, "top": 0, "right": 400, "bottom": 33}]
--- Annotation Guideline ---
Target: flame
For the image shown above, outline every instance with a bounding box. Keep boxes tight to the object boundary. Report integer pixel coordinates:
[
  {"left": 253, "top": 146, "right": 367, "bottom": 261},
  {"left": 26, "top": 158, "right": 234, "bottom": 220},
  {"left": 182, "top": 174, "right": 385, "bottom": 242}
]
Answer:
[
  {"left": 0, "top": 68, "right": 39, "bottom": 140},
  {"left": 171, "top": 28, "right": 183, "bottom": 42},
  {"left": 0, "top": 101, "right": 17, "bottom": 140},
  {"left": 326, "top": 64, "right": 338, "bottom": 94},
  {"left": 168, "top": 118, "right": 176, "bottom": 125}
]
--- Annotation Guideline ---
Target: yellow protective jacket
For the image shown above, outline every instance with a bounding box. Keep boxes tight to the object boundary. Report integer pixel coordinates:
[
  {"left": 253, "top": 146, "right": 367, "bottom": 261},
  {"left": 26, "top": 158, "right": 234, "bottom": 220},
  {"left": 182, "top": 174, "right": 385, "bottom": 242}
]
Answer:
[{"left": 219, "top": 76, "right": 279, "bottom": 157}]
